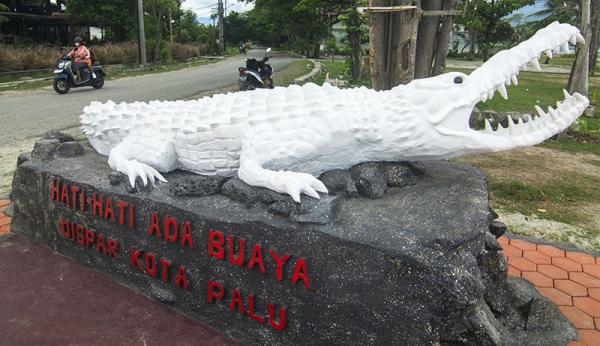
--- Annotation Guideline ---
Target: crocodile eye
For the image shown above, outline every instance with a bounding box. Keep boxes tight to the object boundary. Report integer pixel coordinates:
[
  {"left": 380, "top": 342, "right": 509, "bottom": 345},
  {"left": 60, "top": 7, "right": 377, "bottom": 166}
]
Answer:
[{"left": 454, "top": 76, "right": 463, "bottom": 84}]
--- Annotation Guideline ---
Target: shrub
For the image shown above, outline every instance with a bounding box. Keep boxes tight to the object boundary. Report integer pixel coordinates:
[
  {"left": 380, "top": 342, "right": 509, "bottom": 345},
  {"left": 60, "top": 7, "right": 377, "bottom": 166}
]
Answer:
[{"left": 0, "top": 42, "right": 209, "bottom": 72}]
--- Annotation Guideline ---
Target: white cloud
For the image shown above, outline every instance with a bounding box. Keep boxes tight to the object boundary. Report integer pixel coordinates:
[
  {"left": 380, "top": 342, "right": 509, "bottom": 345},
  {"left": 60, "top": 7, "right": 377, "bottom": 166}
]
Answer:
[{"left": 181, "top": 0, "right": 254, "bottom": 20}]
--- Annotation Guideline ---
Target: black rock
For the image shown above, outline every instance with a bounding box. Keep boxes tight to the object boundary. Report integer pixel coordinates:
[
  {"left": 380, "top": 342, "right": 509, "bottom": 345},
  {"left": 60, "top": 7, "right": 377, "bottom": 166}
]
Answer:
[
  {"left": 169, "top": 175, "right": 229, "bottom": 197},
  {"left": 31, "top": 139, "right": 60, "bottom": 162},
  {"left": 485, "top": 232, "right": 502, "bottom": 251},
  {"left": 57, "top": 141, "right": 84, "bottom": 157},
  {"left": 17, "top": 152, "right": 31, "bottom": 166},
  {"left": 9, "top": 152, "right": 577, "bottom": 345},
  {"left": 125, "top": 177, "right": 154, "bottom": 194},
  {"left": 42, "top": 130, "right": 76, "bottom": 143},
  {"left": 525, "top": 297, "right": 564, "bottom": 331},
  {"left": 383, "top": 162, "right": 415, "bottom": 187},
  {"left": 403, "top": 161, "right": 426, "bottom": 176},
  {"left": 318, "top": 169, "right": 358, "bottom": 197},
  {"left": 289, "top": 195, "right": 337, "bottom": 225},
  {"left": 108, "top": 172, "right": 122, "bottom": 185},
  {"left": 349, "top": 162, "right": 387, "bottom": 199},
  {"left": 489, "top": 220, "right": 508, "bottom": 238},
  {"left": 268, "top": 200, "right": 294, "bottom": 217},
  {"left": 221, "top": 178, "right": 292, "bottom": 208},
  {"left": 151, "top": 285, "right": 177, "bottom": 303}
]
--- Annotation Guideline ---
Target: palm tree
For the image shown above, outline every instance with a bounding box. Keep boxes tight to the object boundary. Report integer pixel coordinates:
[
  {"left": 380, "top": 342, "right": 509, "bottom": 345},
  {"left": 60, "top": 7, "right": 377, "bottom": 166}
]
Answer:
[{"left": 530, "top": 0, "right": 580, "bottom": 28}]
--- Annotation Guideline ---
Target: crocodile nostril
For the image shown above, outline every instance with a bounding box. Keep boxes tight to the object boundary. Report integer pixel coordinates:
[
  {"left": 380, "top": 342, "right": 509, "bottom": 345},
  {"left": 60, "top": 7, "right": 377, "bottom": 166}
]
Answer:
[{"left": 454, "top": 76, "right": 463, "bottom": 84}]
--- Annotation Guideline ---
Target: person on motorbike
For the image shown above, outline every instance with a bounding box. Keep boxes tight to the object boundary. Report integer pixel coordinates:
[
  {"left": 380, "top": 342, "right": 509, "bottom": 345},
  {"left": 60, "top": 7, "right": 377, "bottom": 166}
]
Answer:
[{"left": 67, "top": 37, "right": 94, "bottom": 81}]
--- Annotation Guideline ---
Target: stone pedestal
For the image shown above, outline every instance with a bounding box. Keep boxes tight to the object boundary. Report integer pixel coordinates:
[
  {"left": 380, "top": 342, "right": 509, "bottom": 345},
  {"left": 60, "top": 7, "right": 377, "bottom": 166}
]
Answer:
[{"left": 10, "top": 142, "right": 575, "bottom": 345}]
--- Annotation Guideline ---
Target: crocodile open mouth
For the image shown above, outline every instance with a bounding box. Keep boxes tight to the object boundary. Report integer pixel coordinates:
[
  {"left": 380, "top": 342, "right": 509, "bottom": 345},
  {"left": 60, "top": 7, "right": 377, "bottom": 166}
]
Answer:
[{"left": 468, "top": 22, "right": 589, "bottom": 141}]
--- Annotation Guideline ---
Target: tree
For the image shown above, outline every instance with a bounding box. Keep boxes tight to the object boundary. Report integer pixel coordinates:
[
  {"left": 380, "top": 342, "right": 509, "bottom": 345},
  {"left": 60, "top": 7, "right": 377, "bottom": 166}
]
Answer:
[
  {"left": 532, "top": 0, "right": 599, "bottom": 76},
  {"left": 338, "top": 0, "right": 367, "bottom": 80},
  {"left": 224, "top": 11, "right": 253, "bottom": 46},
  {"left": 0, "top": 3, "right": 9, "bottom": 26},
  {"left": 174, "top": 10, "right": 204, "bottom": 43},
  {"left": 456, "top": 0, "right": 535, "bottom": 61},
  {"left": 244, "top": 0, "right": 348, "bottom": 58},
  {"left": 67, "top": 0, "right": 138, "bottom": 41},
  {"left": 144, "top": 0, "right": 178, "bottom": 63}
]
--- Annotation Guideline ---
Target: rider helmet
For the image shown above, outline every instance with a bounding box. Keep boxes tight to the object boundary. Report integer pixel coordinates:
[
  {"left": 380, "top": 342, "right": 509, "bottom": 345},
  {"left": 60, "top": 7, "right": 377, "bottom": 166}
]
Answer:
[{"left": 73, "top": 37, "right": 84, "bottom": 45}]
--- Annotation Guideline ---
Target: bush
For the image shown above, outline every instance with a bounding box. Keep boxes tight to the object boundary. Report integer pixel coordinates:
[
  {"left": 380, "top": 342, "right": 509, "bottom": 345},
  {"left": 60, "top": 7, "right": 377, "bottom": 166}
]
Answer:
[
  {"left": 0, "top": 45, "right": 60, "bottom": 72},
  {"left": 170, "top": 42, "right": 207, "bottom": 61},
  {"left": 0, "top": 42, "right": 209, "bottom": 72},
  {"left": 92, "top": 42, "right": 138, "bottom": 65}
]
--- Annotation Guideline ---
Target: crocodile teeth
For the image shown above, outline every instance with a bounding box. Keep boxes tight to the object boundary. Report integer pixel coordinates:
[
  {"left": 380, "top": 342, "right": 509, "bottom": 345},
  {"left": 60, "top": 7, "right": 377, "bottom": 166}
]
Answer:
[
  {"left": 548, "top": 107, "right": 559, "bottom": 120},
  {"left": 545, "top": 49, "right": 553, "bottom": 59},
  {"left": 488, "top": 89, "right": 495, "bottom": 100},
  {"left": 484, "top": 119, "right": 493, "bottom": 133},
  {"left": 569, "top": 36, "right": 577, "bottom": 45},
  {"left": 497, "top": 84, "right": 508, "bottom": 100},
  {"left": 576, "top": 33, "right": 585, "bottom": 44},
  {"left": 530, "top": 58, "right": 541, "bottom": 71},
  {"left": 562, "top": 42, "right": 570, "bottom": 53},
  {"left": 563, "top": 89, "right": 571, "bottom": 99},
  {"left": 511, "top": 74, "right": 519, "bottom": 86},
  {"left": 535, "top": 105, "right": 546, "bottom": 118}
]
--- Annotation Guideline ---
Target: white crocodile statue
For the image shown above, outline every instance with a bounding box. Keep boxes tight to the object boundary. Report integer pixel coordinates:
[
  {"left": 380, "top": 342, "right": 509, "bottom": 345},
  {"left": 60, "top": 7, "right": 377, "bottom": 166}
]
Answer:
[{"left": 81, "top": 22, "right": 589, "bottom": 203}]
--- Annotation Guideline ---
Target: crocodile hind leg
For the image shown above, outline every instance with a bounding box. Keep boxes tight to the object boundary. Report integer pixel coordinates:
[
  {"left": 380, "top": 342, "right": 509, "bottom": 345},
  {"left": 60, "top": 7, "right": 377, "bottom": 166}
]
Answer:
[
  {"left": 237, "top": 138, "right": 328, "bottom": 203},
  {"left": 108, "top": 131, "right": 177, "bottom": 187}
]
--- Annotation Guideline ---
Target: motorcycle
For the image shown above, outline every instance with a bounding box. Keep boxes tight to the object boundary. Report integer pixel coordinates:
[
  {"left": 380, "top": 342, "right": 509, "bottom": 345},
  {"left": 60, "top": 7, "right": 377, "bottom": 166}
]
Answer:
[
  {"left": 53, "top": 55, "right": 105, "bottom": 94},
  {"left": 238, "top": 47, "right": 274, "bottom": 91},
  {"left": 239, "top": 43, "right": 246, "bottom": 55}
]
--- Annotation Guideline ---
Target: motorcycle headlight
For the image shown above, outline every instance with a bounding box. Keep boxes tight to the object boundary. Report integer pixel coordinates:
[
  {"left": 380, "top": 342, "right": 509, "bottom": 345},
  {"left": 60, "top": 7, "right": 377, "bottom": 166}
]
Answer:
[{"left": 58, "top": 61, "right": 66, "bottom": 69}]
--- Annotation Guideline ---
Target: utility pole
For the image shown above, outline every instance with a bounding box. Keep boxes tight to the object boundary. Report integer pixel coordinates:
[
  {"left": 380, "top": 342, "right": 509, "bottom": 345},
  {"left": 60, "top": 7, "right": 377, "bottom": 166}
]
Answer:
[
  {"left": 168, "top": 10, "right": 174, "bottom": 45},
  {"left": 581, "top": 0, "right": 590, "bottom": 95},
  {"left": 136, "top": 0, "right": 147, "bottom": 66},
  {"left": 218, "top": 0, "right": 224, "bottom": 53}
]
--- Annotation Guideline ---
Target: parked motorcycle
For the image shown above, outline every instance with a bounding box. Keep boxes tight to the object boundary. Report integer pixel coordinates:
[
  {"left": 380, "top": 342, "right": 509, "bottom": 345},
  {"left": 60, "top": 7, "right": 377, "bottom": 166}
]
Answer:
[
  {"left": 238, "top": 47, "right": 274, "bottom": 91},
  {"left": 53, "top": 55, "right": 105, "bottom": 94}
]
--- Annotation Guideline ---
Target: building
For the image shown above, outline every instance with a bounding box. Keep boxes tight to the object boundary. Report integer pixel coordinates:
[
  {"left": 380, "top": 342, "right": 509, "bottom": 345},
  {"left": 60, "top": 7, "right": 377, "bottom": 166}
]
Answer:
[{"left": 0, "top": 0, "right": 70, "bottom": 44}]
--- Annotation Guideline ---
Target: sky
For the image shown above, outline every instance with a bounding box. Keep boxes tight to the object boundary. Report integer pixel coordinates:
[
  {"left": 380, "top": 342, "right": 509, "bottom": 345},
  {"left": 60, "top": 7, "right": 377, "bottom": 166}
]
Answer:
[
  {"left": 182, "top": 0, "right": 254, "bottom": 25},
  {"left": 182, "top": 1, "right": 547, "bottom": 26}
]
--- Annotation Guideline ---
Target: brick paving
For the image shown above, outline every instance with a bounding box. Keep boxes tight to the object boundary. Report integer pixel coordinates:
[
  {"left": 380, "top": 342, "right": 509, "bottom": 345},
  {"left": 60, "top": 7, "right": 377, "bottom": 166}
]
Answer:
[
  {"left": 502, "top": 236, "right": 600, "bottom": 346},
  {"left": 2, "top": 199, "right": 600, "bottom": 344},
  {"left": 0, "top": 199, "right": 11, "bottom": 235}
]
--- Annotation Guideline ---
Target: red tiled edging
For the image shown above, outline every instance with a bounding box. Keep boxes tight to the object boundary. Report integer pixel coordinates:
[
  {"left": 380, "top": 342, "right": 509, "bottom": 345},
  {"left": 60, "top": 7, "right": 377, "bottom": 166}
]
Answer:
[
  {"left": 501, "top": 236, "right": 600, "bottom": 345},
  {"left": 0, "top": 200, "right": 11, "bottom": 235}
]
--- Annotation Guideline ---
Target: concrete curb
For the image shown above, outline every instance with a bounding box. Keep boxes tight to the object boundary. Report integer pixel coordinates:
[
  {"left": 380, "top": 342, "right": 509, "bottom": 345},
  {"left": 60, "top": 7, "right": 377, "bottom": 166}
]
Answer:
[{"left": 293, "top": 60, "right": 321, "bottom": 85}]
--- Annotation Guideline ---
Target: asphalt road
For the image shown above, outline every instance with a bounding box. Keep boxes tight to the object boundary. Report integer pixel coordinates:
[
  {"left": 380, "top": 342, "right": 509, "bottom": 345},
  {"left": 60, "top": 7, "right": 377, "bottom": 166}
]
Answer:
[{"left": 0, "top": 50, "right": 295, "bottom": 145}]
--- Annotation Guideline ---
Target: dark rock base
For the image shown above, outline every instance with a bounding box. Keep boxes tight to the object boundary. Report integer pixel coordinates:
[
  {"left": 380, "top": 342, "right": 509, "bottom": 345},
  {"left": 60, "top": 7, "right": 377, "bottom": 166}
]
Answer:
[{"left": 9, "top": 144, "right": 576, "bottom": 345}]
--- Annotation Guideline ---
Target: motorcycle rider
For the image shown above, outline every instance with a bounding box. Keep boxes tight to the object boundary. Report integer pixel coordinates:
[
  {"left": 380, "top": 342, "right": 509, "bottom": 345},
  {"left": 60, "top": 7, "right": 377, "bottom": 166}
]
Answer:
[{"left": 67, "top": 37, "right": 94, "bottom": 82}]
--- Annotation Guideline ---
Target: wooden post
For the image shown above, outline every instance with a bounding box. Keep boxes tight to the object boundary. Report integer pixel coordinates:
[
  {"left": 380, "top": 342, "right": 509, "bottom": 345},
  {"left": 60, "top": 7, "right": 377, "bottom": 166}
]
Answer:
[
  {"left": 431, "top": 0, "right": 458, "bottom": 76},
  {"left": 414, "top": 0, "right": 441, "bottom": 78},
  {"left": 567, "top": 25, "right": 592, "bottom": 95},
  {"left": 368, "top": 0, "right": 420, "bottom": 90},
  {"left": 581, "top": 0, "right": 590, "bottom": 94}
]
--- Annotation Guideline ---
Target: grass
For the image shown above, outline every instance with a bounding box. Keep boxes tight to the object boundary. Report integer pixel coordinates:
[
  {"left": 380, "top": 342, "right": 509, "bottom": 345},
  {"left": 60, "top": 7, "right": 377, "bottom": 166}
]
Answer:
[
  {"left": 491, "top": 176, "right": 600, "bottom": 226},
  {"left": 273, "top": 60, "right": 314, "bottom": 86}
]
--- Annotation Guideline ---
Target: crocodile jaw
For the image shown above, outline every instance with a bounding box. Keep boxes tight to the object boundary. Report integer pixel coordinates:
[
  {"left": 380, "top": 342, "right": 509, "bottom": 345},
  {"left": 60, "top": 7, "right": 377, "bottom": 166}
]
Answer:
[{"left": 413, "top": 21, "right": 589, "bottom": 156}]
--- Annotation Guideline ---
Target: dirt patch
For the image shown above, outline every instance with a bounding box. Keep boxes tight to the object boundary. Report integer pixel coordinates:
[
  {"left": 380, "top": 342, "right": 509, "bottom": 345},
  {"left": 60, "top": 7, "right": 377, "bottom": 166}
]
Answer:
[
  {"left": 461, "top": 146, "right": 600, "bottom": 184},
  {"left": 497, "top": 210, "right": 600, "bottom": 251},
  {"left": 460, "top": 146, "right": 600, "bottom": 250}
]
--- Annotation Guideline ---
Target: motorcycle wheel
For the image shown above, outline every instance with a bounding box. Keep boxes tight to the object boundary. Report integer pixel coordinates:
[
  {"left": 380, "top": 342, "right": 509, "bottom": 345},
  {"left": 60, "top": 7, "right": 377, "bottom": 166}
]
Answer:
[
  {"left": 53, "top": 79, "right": 70, "bottom": 94},
  {"left": 239, "top": 81, "right": 255, "bottom": 91},
  {"left": 93, "top": 77, "right": 104, "bottom": 89}
]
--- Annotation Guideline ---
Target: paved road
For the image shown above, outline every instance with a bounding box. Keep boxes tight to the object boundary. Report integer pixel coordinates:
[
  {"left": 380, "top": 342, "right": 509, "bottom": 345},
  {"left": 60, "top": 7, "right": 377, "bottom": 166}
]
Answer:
[{"left": 0, "top": 50, "right": 295, "bottom": 145}]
